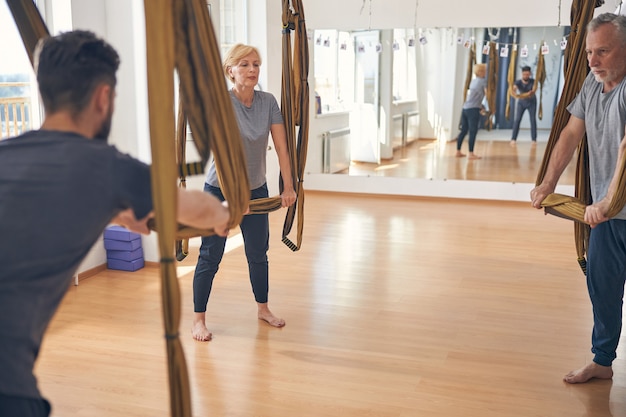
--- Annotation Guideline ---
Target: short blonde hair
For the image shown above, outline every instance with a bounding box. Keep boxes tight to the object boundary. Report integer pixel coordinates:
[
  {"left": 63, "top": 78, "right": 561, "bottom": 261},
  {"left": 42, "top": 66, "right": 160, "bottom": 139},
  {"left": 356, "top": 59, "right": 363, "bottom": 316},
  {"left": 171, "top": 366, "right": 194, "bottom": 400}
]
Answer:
[
  {"left": 223, "top": 44, "right": 262, "bottom": 83},
  {"left": 473, "top": 63, "right": 486, "bottom": 76}
]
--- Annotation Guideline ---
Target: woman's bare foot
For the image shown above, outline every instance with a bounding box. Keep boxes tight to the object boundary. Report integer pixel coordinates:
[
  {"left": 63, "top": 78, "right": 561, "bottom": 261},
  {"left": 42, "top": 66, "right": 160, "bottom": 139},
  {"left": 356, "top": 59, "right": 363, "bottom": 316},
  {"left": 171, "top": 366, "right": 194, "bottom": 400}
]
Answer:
[
  {"left": 564, "top": 362, "right": 613, "bottom": 384},
  {"left": 258, "top": 303, "right": 285, "bottom": 327},
  {"left": 468, "top": 153, "right": 481, "bottom": 160},
  {"left": 455, "top": 151, "right": 466, "bottom": 158},
  {"left": 192, "top": 315, "right": 212, "bottom": 341}
]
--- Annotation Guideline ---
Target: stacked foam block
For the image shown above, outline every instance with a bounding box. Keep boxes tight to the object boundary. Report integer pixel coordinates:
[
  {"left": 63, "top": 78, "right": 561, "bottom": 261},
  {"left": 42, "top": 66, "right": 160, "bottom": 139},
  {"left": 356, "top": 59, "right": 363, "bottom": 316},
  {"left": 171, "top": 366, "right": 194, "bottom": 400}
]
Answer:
[{"left": 103, "top": 225, "right": 144, "bottom": 271}]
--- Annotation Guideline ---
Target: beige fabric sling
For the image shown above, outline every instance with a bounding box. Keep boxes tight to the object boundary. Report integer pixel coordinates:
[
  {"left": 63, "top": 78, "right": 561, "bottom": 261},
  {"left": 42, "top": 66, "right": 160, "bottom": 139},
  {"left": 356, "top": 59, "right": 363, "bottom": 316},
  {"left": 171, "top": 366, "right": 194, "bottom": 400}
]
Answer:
[{"left": 535, "top": 0, "right": 610, "bottom": 274}]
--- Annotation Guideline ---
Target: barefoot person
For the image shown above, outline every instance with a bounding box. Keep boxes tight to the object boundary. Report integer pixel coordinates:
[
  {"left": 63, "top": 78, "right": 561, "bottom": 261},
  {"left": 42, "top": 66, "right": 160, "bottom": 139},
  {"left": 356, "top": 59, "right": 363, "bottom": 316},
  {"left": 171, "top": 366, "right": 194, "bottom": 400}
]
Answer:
[
  {"left": 455, "top": 63, "right": 486, "bottom": 160},
  {"left": 531, "top": 13, "right": 626, "bottom": 384},
  {"left": 0, "top": 31, "right": 230, "bottom": 416},
  {"left": 192, "top": 44, "right": 296, "bottom": 341},
  {"left": 510, "top": 65, "right": 538, "bottom": 144}
]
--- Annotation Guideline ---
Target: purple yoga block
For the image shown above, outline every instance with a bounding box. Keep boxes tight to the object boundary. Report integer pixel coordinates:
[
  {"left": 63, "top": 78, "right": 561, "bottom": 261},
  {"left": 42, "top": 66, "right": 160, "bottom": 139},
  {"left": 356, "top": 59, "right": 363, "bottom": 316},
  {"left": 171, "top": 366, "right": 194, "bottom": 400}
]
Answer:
[
  {"left": 107, "top": 258, "right": 144, "bottom": 272},
  {"left": 106, "top": 247, "right": 143, "bottom": 262},
  {"left": 104, "top": 238, "right": 141, "bottom": 251},
  {"left": 103, "top": 225, "right": 142, "bottom": 241}
]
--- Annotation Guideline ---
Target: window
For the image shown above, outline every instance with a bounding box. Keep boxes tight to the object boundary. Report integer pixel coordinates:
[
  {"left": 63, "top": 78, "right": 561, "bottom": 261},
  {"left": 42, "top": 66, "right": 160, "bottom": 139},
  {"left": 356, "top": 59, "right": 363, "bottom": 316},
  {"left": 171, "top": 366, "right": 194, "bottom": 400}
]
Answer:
[
  {"left": 392, "top": 28, "right": 417, "bottom": 102},
  {"left": 0, "top": 0, "right": 72, "bottom": 139},
  {"left": 219, "top": 0, "right": 246, "bottom": 57},
  {"left": 0, "top": 1, "right": 41, "bottom": 139},
  {"left": 313, "top": 30, "right": 354, "bottom": 114}
]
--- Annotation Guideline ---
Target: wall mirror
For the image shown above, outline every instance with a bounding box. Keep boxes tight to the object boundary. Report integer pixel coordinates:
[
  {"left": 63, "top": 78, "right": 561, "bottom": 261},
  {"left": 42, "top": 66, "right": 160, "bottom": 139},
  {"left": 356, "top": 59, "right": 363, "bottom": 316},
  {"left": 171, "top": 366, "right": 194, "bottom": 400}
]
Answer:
[{"left": 312, "top": 25, "right": 578, "bottom": 187}]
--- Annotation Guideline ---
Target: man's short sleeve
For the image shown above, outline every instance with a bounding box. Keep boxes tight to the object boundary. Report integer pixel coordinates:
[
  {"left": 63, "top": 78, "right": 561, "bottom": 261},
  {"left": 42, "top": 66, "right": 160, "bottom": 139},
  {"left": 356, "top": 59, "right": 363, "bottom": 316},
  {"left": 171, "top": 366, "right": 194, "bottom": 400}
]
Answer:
[{"left": 111, "top": 151, "right": 153, "bottom": 219}]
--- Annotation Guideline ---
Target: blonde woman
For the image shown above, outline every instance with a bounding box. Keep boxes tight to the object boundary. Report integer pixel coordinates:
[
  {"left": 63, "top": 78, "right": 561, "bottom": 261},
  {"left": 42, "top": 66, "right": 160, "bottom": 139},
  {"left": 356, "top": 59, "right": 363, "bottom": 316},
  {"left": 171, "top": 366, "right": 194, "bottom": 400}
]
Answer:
[
  {"left": 192, "top": 44, "right": 297, "bottom": 342},
  {"left": 455, "top": 63, "right": 487, "bottom": 159}
]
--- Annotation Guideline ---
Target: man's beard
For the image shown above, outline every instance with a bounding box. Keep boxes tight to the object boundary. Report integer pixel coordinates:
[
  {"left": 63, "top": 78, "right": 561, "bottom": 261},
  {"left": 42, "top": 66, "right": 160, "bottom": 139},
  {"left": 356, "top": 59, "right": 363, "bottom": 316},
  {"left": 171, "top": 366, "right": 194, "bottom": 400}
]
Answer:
[{"left": 94, "top": 105, "right": 113, "bottom": 141}]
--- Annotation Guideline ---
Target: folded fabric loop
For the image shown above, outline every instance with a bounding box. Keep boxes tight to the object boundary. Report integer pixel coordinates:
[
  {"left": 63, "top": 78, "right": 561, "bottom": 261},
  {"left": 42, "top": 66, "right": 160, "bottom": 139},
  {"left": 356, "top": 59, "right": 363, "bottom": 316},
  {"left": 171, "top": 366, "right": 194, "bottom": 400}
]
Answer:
[{"left": 541, "top": 193, "right": 588, "bottom": 224}]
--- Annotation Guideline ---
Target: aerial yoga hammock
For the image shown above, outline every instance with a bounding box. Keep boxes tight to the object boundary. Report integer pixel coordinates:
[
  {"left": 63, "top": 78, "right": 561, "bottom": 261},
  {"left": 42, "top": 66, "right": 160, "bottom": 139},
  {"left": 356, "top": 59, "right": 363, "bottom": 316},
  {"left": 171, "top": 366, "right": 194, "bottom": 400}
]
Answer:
[
  {"left": 6, "top": 1, "right": 309, "bottom": 416},
  {"left": 173, "top": 0, "right": 309, "bottom": 260},
  {"left": 462, "top": 43, "right": 476, "bottom": 103},
  {"left": 484, "top": 40, "right": 498, "bottom": 130},
  {"left": 534, "top": 0, "right": 618, "bottom": 275}
]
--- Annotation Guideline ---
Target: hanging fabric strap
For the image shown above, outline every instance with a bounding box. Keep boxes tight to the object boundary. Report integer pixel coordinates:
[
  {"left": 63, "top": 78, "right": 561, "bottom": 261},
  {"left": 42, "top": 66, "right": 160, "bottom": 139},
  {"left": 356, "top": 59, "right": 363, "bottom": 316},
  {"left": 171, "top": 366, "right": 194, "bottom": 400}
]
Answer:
[
  {"left": 463, "top": 43, "right": 476, "bottom": 104},
  {"left": 5, "top": 0, "right": 49, "bottom": 66},
  {"left": 484, "top": 41, "right": 498, "bottom": 130},
  {"left": 276, "top": 0, "right": 310, "bottom": 251},
  {"left": 505, "top": 37, "right": 518, "bottom": 121},
  {"left": 535, "top": 49, "right": 547, "bottom": 120},
  {"left": 175, "top": 89, "right": 190, "bottom": 262},
  {"left": 535, "top": 0, "right": 608, "bottom": 274}
]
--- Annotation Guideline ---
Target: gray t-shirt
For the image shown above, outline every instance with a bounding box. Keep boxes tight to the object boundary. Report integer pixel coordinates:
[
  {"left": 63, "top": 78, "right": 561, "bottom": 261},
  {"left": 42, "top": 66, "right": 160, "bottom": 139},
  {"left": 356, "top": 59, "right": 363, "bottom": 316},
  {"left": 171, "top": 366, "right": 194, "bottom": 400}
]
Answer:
[
  {"left": 567, "top": 72, "right": 626, "bottom": 219},
  {"left": 463, "top": 76, "right": 487, "bottom": 109},
  {"left": 206, "top": 90, "right": 284, "bottom": 190},
  {"left": 0, "top": 130, "right": 152, "bottom": 399}
]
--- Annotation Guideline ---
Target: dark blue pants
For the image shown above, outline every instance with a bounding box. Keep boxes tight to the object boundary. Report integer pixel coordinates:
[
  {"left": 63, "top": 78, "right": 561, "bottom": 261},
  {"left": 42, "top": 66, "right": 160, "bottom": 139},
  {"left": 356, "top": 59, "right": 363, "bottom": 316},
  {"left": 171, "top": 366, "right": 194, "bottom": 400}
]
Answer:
[
  {"left": 0, "top": 394, "right": 50, "bottom": 417},
  {"left": 193, "top": 183, "right": 270, "bottom": 312},
  {"left": 511, "top": 99, "right": 537, "bottom": 141},
  {"left": 457, "top": 107, "right": 480, "bottom": 152},
  {"left": 587, "top": 220, "right": 626, "bottom": 366}
]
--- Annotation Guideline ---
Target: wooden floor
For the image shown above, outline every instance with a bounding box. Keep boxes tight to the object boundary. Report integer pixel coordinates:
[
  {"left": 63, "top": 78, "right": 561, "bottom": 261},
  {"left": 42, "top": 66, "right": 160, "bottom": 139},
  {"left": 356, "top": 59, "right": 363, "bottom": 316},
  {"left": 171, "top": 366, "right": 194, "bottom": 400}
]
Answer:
[
  {"left": 36, "top": 191, "right": 626, "bottom": 416},
  {"left": 345, "top": 128, "right": 577, "bottom": 185}
]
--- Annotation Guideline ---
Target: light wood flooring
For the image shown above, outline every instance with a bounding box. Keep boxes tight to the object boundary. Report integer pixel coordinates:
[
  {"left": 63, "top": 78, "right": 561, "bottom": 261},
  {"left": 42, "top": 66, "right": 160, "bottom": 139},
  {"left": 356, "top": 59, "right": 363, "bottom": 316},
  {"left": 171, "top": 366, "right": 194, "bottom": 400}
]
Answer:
[
  {"left": 345, "top": 128, "right": 577, "bottom": 185},
  {"left": 36, "top": 191, "right": 626, "bottom": 416}
]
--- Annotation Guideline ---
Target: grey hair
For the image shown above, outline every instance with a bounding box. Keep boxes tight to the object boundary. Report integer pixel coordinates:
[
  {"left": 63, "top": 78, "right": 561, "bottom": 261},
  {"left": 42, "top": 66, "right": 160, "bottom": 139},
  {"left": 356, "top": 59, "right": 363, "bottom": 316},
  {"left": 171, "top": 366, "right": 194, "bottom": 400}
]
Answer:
[{"left": 588, "top": 13, "right": 626, "bottom": 45}]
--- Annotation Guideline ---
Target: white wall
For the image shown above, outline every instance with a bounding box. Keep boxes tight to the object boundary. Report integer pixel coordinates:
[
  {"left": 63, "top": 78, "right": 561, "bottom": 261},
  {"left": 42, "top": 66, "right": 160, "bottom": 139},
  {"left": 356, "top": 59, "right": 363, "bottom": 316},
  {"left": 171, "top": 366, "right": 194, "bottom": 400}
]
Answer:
[
  {"left": 415, "top": 27, "right": 465, "bottom": 142},
  {"left": 68, "top": 0, "right": 156, "bottom": 270}
]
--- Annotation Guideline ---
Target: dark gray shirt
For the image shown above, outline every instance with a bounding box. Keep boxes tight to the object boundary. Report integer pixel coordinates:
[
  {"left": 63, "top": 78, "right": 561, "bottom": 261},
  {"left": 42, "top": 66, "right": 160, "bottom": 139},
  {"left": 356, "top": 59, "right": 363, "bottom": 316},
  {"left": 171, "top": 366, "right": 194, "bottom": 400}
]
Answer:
[
  {"left": 514, "top": 78, "right": 536, "bottom": 103},
  {"left": 0, "top": 130, "right": 152, "bottom": 399}
]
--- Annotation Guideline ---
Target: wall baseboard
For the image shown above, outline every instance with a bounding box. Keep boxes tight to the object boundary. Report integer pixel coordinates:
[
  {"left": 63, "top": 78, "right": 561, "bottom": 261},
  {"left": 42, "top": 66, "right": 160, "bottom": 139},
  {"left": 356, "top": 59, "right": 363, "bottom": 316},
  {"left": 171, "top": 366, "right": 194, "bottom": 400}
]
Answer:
[
  {"left": 74, "top": 262, "right": 161, "bottom": 285},
  {"left": 75, "top": 264, "right": 107, "bottom": 284}
]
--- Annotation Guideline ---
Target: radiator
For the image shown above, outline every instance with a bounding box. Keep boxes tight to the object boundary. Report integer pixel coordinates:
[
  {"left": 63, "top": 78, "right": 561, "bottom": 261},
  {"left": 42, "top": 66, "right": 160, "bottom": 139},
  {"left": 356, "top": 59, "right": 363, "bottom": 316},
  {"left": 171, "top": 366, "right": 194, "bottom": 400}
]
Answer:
[
  {"left": 392, "top": 114, "right": 404, "bottom": 149},
  {"left": 404, "top": 110, "right": 419, "bottom": 145},
  {"left": 322, "top": 127, "right": 351, "bottom": 174}
]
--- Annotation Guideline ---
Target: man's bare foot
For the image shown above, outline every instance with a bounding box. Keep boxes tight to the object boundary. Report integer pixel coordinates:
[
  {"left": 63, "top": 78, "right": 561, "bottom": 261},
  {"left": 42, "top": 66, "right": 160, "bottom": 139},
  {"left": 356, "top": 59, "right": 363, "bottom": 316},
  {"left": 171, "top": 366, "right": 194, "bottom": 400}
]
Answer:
[
  {"left": 468, "top": 153, "right": 481, "bottom": 160},
  {"left": 455, "top": 151, "right": 466, "bottom": 158},
  {"left": 564, "top": 362, "right": 613, "bottom": 384},
  {"left": 191, "top": 320, "right": 212, "bottom": 341},
  {"left": 510, "top": 140, "right": 517, "bottom": 146},
  {"left": 258, "top": 303, "right": 285, "bottom": 328}
]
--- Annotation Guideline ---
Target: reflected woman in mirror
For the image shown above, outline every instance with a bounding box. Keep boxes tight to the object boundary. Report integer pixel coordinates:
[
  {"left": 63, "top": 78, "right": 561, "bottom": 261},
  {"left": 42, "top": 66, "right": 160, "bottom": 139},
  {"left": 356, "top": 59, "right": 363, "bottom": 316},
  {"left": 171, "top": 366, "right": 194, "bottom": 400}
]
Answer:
[{"left": 455, "top": 63, "right": 487, "bottom": 160}]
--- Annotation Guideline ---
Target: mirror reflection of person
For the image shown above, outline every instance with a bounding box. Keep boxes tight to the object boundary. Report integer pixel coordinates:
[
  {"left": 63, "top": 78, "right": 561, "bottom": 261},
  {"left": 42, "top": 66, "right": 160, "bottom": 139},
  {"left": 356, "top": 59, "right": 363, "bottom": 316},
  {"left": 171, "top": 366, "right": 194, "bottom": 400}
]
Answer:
[
  {"left": 191, "top": 44, "right": 297, "bottom": 342},
  {"left": 531, "top": 13, "right": 626, "bottom": 384},
  {"left": 455, "top": 63, "right": 487, "bottom": 160},
  {"left": 0, "top": 30, "right": 230, "bottom": 417},
  {"left": 510, "top": 65, "right": 537, "bottom": 145}
]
